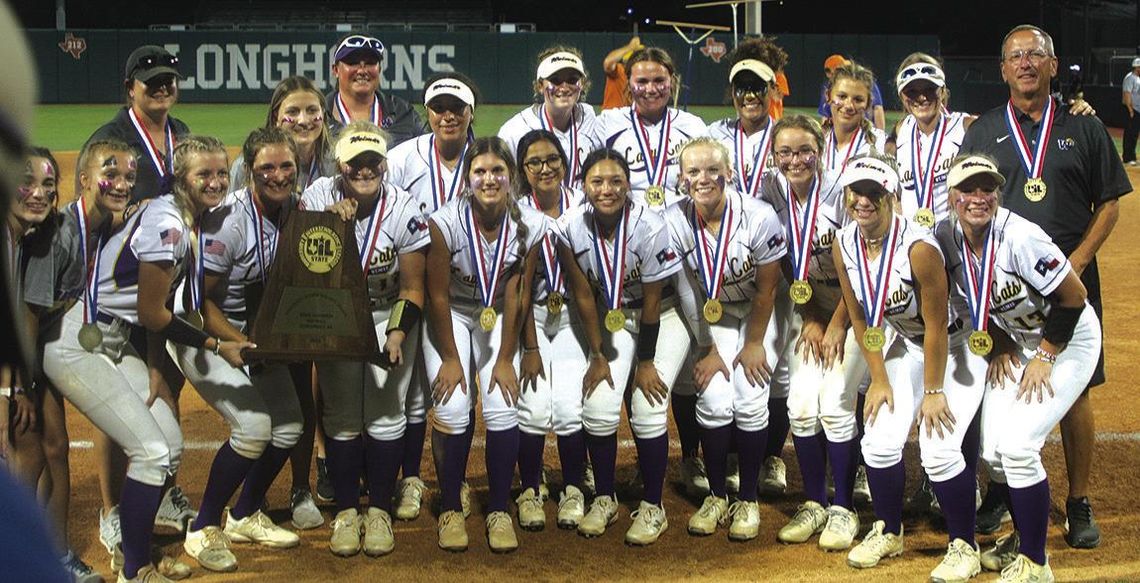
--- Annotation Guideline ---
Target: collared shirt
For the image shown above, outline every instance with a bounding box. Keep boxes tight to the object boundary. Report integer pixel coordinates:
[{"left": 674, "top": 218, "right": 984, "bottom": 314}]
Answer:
[
  {"left": 324, "top": 89, "right": 426, "bottom": 147},
  {"left": 85, "top": 107, "right": 191, "bottom": 203},
  {"left": 1124, "top": 72, "right": 1140, "bottom": 113}
]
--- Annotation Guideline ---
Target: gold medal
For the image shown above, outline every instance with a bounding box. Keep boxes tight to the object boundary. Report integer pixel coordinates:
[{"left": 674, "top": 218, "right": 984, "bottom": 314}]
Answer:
[
  {"left": 646, "top": 185, "right": 666, "bottom": 206},
  {"left": 703, "top": 298, "right": 723, "bottom": 323},
  {"left": 547, "top": 292, "right": 564, "bottom": 314},
  {"left": 789, "top": 279, "right": 813, "bottom": 305},
  {"left": 914, "top": 208, "right": 935, "bottom": 228},
  {"left": 1023, "top": 178, "right": 1047, "bottom": 202},
  {"left": 604, "top": 309, "right": 625, "bottom": 333},
  {"left": 968, "top": 330, "right": 993, "bottom": 356},
  {"left": 862, "top": 326, "right": 887, "bottom": 351},
  {"left": 479, "top": 307, "right": 497, "bottom": 332},
  {"left": 186, "top": 310, "right": 204, "bottom": 329},
  {"left": 78, "top": 323, "right": 103, "bottom": 352}
]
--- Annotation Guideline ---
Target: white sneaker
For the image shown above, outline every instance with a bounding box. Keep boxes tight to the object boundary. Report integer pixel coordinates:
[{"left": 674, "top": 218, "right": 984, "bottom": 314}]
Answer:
[
  {"left": 116, "top": 565, "right": 172, "bottom": 583},
  {"left": 846, "top": 520, "right": 904, "bottom": 568},
  {"left": 557, "top": 485, "right": 585, "bottom": 529},
  {"left": 183, "top": 526, "right": 237, "bottom": 572},
  {"left": 687, "top": 495, "right": 728, "bottom": 536},
  {"left": 99, "top": 506, "right": 121, "bottom": 556},
  {"left": 761, "top": 456, "right": 787, "bottom": 495},
  {"left": 155, "top": 487, "right": 196, "bottom": 533},
  {"left": 577, "top": 495, "right": 618, "bottom": 538},
  {"left": 998, "top": 554, "right": 1054, "bottom": 583},
  {"left": 931, "top": 538, "right": 982, "bottom": 583},
  {"left": 680, "top": 457, "right": 710, "bottom": 497},
  {"left": 728, "top": 500, "right": 761, "bottom": 541},
  {"left": 363, "top": 507, "right": 395, "bottom": 557},
  {"left": 290, "top": 487, "right": 324, "bottom": 530},
  {"left": 725, "top": 454, "right": 740, "bottom": 494},
  {"left": 486, "top": 511, "right": 519, "bottom": 553},
  {"left": 818, "top": 505, "right": 859, "bottom": 551},
  {"left": 224, "top": 509, "right": 300, "bottom": 548},
  {"left": 329, "top": 508, "right": 363, "bottom": 557},
  {"left": 625, "top": 501, "right": 668, "bottom": 545},
  {"left": 516, "top": 487, "right": 545, "bottom": 531},
  {"left": 395, "top": 477, "right": 428, "bottom": 521},
  {"left": 778, "top": 500, "right": 828, "bottom": 544},
  {"left": 981, "top": 531, "right": 1021, "bottom": 572},
  {"left": 853, "top": 466, "right": 872, "bottom": 504}
]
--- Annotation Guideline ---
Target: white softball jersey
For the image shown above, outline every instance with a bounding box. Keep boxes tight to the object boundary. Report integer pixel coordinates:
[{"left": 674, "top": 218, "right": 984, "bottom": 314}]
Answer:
[
  {"left": 895, "top": 112, "right": 968, "bottom": 224},
  {"left": 498, "top": 103, "right": 602, "bottom": 186},
  {"left": 386, "top": 133, "right": 468, "bottom": 215},
  {"left": 199, "top": 189, "right": 294, "bottom": 315},
  {"left": 518, "top": 186, "right": 586, "bottom": 305},
  {"left": 822, "top": 125, "right": 888, "bottom": 183},
  {"left": 593, "top": 106, "right": 708, "bottom": 208},
  {"left": 707, "top": 117, "right": 777, "bottom": 197}
]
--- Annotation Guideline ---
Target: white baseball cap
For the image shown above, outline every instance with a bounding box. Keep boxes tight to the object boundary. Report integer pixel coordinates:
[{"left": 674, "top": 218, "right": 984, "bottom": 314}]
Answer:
[
  {"left": 840, "top": 157, "right": 899, "bottom": 194},
  {"left": 729, "top": 59, "right": 776, "bottom": 84},
  {"left": 1132, "top": 57, "right": 1140, "bottom": 68},
  {"left": 424, "top": 78, "right": 476, "bottom": 112},
  {"left": 895, "top": 62, "right": 946, "bottom": 93},
  {"left": 537, "top": 52, "right": 585, "bottom": 80},
  {"left": 335, "top": 130, "right": 387, "bottom": 162},
  {"left": 948, "top": 155, "right": 1006, "bottom": 189}
]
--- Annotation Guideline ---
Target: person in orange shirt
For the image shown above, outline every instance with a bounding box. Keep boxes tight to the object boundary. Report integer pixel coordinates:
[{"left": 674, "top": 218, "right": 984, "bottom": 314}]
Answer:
[
  {"left": 602, "top": 36, "right": 643, "bottom": 110},
  {"left": 771, "top": 69, "right": 790, "bottom": 119}
]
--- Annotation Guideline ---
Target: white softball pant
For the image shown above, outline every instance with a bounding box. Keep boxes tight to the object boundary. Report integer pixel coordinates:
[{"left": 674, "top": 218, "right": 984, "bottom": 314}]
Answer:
[
  {"left": 43, "top": 303, "right": 182, "bottom": 487},
  {"left": 860, "top": 331, "right": 986, "bottom": 480},
  {"left": 584, "top": 303, "right": 690, "bottom": 439},
  {"left": 693, "top": 306, "right": 781, "bottom": 432},
  {"left": 317, "top": 310, "right": 420, "bottom": 442},
  {"left": 422, "top": 306, "right": 519, "bottom": 434},
  {"left": 981, "top": 305, "right": 1101, "bottom": 488},
  {"left": 517, "top": 301, "right": 588, "bottom": 436}
]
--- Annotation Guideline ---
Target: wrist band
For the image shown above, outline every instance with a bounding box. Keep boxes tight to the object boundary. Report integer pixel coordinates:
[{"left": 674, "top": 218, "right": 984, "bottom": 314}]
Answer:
[
  {"left": 386, "top": 299, "right": 422, "bottom": 336},
  {"left": 924, "top": 388, "right": 944, "bottom": 395},
  {"left": 636, "top": 321, "right": 660, "bottom": 362},
  {"left": 1034, "top": 348, "right": 1058, "bottom": 364},
  {"left": 162, "top": 316, "right": 211, "bottom": 348},
  {"left": 1042, "top": 304, "right": 1082, "bottom": 345},
  {"left": 0, "top": 387, "right": 10, "bottom": 398},
  {"left": 522, "top": 346, "right": 540, "bottom": 354}
]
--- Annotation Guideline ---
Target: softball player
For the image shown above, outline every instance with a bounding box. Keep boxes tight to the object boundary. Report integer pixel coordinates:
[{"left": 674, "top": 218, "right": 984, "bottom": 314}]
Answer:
[
  {"left": 424, "top": 136, "right": 547, "bottom": 553},
  {"left": 832, "top": 155, "right": 986, "bottom": 581},
  {"left": 300, "top": 122, "right": 431, "bottom": 557},
  {"left": 231, "top": 76, "right": 333, "bottom": 193},
  {"left": 822, "top": 62, "right": 888, "bottom": 183},
  {"left": 663, "top": 137, "right": 786, "bottom": 541},
  {"left": 593, "top": 47, "right": 708, "bottom": 208},
  {"left": 557, "top": 148, "right": 687, "bottom": 546},
  {"left": 497, "top": 47, "right": 601, "bottom": 189},
  {"left": 171, "top": 128, "right": 307, "bottom": 573},
  {"left": 935, "top": 155, "right": 1100, "bottom": 583},
  {"left": 760, "top": 115, "right": 867, "bottom": 551},
  {"left": 513, "top": 129, "right": 589, "bottom": 531},
  {"left": 385, "top": 75, "right": 479, "bottom": 519}
]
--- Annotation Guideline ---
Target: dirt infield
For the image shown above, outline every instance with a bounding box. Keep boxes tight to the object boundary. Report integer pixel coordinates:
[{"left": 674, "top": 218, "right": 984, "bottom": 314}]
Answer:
[{"left": 50, "top": 162, "right": 1140, "bottom": 582}]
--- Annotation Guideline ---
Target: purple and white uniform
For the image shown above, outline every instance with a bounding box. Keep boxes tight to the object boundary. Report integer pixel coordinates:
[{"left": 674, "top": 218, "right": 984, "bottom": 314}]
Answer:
[
  {"left": 594, "top": 106, "right": 708, "bottom": 208},
  {"left": 895, "top": 112, "right": 969, "bottom": 224},
  {"left": 498, "top": 104, "right": 602, "bottom": 188},
  {"left": 707, "top": 117, "right": 777, "bottom": 199}
]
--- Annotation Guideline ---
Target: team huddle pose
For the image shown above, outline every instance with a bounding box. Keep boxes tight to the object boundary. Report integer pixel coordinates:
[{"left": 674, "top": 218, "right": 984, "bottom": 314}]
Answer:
[{"left": 3, "top": 23, "right": 1131, "bottom": 583}]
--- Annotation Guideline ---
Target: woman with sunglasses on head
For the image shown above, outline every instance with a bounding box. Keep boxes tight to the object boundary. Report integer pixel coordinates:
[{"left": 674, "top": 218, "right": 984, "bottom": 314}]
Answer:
[
  {"left": 385, "top": 72, "right": 480, "bottom": 522},
  {"left": 498, "top": 47, "right": 602, "bottom": 189},
  {"left": 423, "top": 136, "right": 548, "bottom": 553},
  {"left": 326, "top": 34, "right": 424, "bottom": 146},
  {"left": 663, "top": 137, "right": 786, "bottom": 541},
  {"left": 300, "top": 122, "right": 431, "bottom": 558},
  {"left": 821, "top": 62, "right": 887, "bottom": 183},
  {"left": 513, "top": 129, "right": 589, "bottom": 531},
  {"left": 595, "top": 47, "right": 708, "bottom": 209},
  {"left": 558, "top": 148, "right": 687, "bottom": 546}
]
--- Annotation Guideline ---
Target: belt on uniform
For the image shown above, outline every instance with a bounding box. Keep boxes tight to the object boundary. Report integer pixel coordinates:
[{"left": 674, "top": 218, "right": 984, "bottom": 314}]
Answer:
[{"left": 911, "top": 318, "right": 964, "bottom": 344}]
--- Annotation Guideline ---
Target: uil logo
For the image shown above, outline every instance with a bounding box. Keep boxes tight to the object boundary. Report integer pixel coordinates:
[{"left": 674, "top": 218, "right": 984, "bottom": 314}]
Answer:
[{"left": 298, "top": 226, "right": 343, "bottom": 274}]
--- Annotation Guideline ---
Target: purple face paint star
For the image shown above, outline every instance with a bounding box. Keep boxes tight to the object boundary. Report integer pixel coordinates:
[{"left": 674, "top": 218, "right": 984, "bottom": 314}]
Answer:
[{"left": 42, "top": 161, "right": 55, "bottom": 179}]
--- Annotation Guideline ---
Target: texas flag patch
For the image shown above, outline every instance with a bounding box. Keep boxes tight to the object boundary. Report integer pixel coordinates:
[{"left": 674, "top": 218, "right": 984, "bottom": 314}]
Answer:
[
  {"left": 767, "top": 233, "right": 786, "bottom": 250},
  {"left": 1034, "top": 256, "right": 1061, "bottom": 276},
  {"left": 656, "top": 248, "right": 678, "bottom": 265},
  {"left": 406, "top": 216, "right": 428, "bottom": 234}
]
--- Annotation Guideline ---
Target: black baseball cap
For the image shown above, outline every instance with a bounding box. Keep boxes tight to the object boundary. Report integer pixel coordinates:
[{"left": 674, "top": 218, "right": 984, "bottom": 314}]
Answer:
[{"left": 125, "top": 45, "right": 183, "bottom": 83}]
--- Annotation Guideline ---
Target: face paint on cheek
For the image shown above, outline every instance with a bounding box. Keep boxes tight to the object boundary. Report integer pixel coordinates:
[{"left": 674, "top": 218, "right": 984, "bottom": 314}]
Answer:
[
  {"left": 281, "top": 116, "right": 296, "bottom": 125},
  {"left": 17, "top": 186, "right": 33, "bottom": 202},
  {"left": 716, "top": 175, "right": 726, "bottom": 190},
  {"left": 42, "top": 161, "right": 55, "bottom": 179},
  {"left": 98, "top": 179, "right": 113, "bottom": 194},
  {"left": 128, "top": 158, "right": 137, "bottom": 171}
]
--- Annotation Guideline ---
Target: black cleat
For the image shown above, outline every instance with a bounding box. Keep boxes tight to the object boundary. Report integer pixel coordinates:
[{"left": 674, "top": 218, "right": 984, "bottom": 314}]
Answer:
[{"left": 1064, "top": 497, "right": 1101, "bottom": 549}]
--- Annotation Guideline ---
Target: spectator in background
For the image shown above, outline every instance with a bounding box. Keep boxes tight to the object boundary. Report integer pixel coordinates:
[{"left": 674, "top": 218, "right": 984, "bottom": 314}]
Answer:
[
  {"left": 771, "top": 69, "right": 790, "bottom": 119},
  {"left": 1122, "top": 57, "right": 1140, "bottom": 165},
  {"left": 602, "top": 36, "right": 643, "bottom": 110},
  {"left": 819, "top": 54, "right": 886, "bottom": 131},
  {"left": 326, "top": 34, "right": 425, "bottom": 146}
]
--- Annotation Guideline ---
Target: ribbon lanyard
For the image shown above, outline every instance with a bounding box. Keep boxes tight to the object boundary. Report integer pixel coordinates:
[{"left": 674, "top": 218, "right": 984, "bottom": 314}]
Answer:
[
  {"left": 188, "top": 224, "right": 204, "bottom": 314},
  {"left": 465, "top": 203, "right": 510, "bottom": 309},
  {"left": 826, "top": 125, "right": 863, "bottom": 173},
  {"left": 854, "top": 217, "right": 900, "bottom": 329},
  {"left": 692, "top": 198, "right": 735, "bottom": 302},
  {"left": 735, "top": 117, "right": 773, "bottom": 197},
  {"left": 428, "top": 135, "right": 469, "bottom": 211},
  {"left": 250, "top": 195, "right": 281, "bottom": 284},
  {"left": 540, "top": 105, "right": 579, "bottom": 187},
  {"left": 359, "top": 187, "right": 389, "bottom": 270},
  {"left": 786, "top": 177, "right": 822, "bottom": 282},
  {"left": 910, "top": 114, "right": 947, "bottom": 213},
  {"left": 960, "top": 222, "right": 997, "bottom": 334},
  {"left": 1003, "top": 98, "right": 1055, "bottom": 180},
  {"left": 630, "top": 107, "right": 671, "bottom": 189},
  {"left": 592, "top": 205, "right": 631, "bottom": 311},
  {"left": 127, "top": 108, "right": 175, "bottom": 178},
  {"left": 74, "top": 202, "right": 104, "bottom": 324},
  {"left": 336, "top": 93, "right": 381, "bottom": 126},
  {"left": 304, "top": 156, "right": 320, "bottom": 190},
  {"left": 531, "top": 187, "right": 569, "bottom": 295}
]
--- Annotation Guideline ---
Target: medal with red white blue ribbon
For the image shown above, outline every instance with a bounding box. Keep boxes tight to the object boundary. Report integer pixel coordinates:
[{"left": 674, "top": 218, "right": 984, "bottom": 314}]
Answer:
[
  {"left": 336, "top": 93, "right": 381, "bottom": 126},
  {"left": 465, "top": 203, "right": 511, "bottom": 332},
  {"left": 735, "top": 117, "right": 773, "bottom": 198},
  {"left": 1003, "top": 98, "right": 1055, "bottom": 203},
  {"left": 959, "top": 221, "right": 997, "bottom": 356},
  {"left": 186, "top": 224, "right": 205, "bottom": 329},
  {"left": 249, "top": 193, "right": 282, "bottom": 284},
  {"left": 540, "top": 105, "right": 579, "bottom": 188},
  {"left": 531, "top": 186, "right": 569, "bottom": 313},
  {"left": 909, "top": 113, "right": 947, "bottom": 227},
  {"left": 786, "top": 176, "right": 822, "bottom": 304},
  {"left": 854, "top": 216, "right": 900, "bottom": 350},
  {"left": 74, "top": 202, "right": 105, "bottom": 351},
  {"left": 127, "top": 107, "right": 175, "bottom": 185},
  {"left": 359, "top": 186, "right": 389, "bottom": 271},
  {"left": 631, "top": 107, "right": 671, "bottom": 206},
  {"left": 592, "top": 204, "right": 630, "bottom": 332},
  {"left": 692, "top": 197, "right": 735, "bottom": 323},
  {"left": 428, "top": 135, "right": 468, "bottom": 211},
  {"left": 825, "top": 125, "right": 863, "bottom": 174}
]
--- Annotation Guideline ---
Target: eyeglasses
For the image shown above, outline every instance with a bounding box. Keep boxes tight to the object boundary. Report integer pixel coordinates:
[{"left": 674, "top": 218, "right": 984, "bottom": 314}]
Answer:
[
  {"left": 775, "top": 148, "right": 817, "bottom": 162},
  {"left": 1004, "top": 49, "right": 1052, "bottom": 65},
  {"left": 523, "top": 155, "right": 563, "bottom": 173}
]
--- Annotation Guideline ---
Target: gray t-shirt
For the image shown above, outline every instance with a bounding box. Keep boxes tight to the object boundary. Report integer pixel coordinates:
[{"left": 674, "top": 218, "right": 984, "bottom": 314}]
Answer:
[
  {"left": 1123, "top": 71, "right": 1140, "bottom": 114},
  {"left": 22, "top": 204, "right": 90, "bottom": 330}
]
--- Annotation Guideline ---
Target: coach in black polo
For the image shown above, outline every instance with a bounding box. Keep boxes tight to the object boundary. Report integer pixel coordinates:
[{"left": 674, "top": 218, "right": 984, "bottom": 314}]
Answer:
[{"left": 960, "top": 24, "right": 1131, "bottom": 551}]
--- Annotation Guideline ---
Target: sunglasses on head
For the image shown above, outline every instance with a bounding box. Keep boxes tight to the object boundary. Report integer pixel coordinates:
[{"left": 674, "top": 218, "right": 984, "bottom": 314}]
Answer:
[
  {"left": 337, "top": 36, "right": 384, "bottom": 55},
  {"left": 899, "top": 63, "right": 942, "bottom": 80},
  {"left": 136, "top": 54, "right": 178, "bottom": 69}
]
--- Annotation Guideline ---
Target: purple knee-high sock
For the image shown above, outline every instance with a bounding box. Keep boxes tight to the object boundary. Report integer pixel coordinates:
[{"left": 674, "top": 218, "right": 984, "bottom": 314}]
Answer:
[
  {"left": 324, "top": 436, "right": 364, "bottom": 512},
  {"left": 460, "top": 409, "right": 476, "bottom": 467},
  {"left": 485, "top": 428, "right": 520, "bottom": 512},
  {"left": 699, "top": 425, "right": 732, "bottom": 497},
  {"left": 962, "top": 414, "right": 982, "bottom": 476},
  {"left": 192, "top": 442, "right": 257, "bottom": 530},
  {"left": 557, "top": 431, "right": 586, "bottom": 490},
  {"left": 793, "top": 433, "right": 829, "bottom": 505},
  {"left": 765, "top": 397, "right": 790, "bottom": 459},
  {"left": 930, "top": 469, "right": 978, "bottom": 545},
  {"left": 119, "top": 477, "right": 163, "bottom": 579},
  {"left": 517, "top": 431, "right": 545, "bottom": 492},
  {"left": 364, "top": 435, "right": 405, "bottom": 513},
  {"left": 735, "top": 427, "right": 768, "bottom": 502},
  {"left": 231, "top": 444, "right": 292, "bottom": 519},
  {"left": 865, "top": 461, "right": 906, "bottom": 535},
  {"left": 993, "top": 480, "right": 1016, "bottom": 527},
  {"left": 828, "top": 437, "right": 859, "bottom": 509},
  {"left": 401, "top": 421, "right": 427, "bottom": 478},
  {"left": 434, "top": 429, "right": 469, "bottom": 512},
  {"left": 633, "top": 434, "right": 669, "bottom": 505},
  {"left": 1009, "top": 479, "right": 1050, "bottom": 565},
  {"left": 671, "top": 394, "right": 700, "bottom": 458},
  {"left": 585, "top": 433, "right": 617, "bottom": 497}
]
